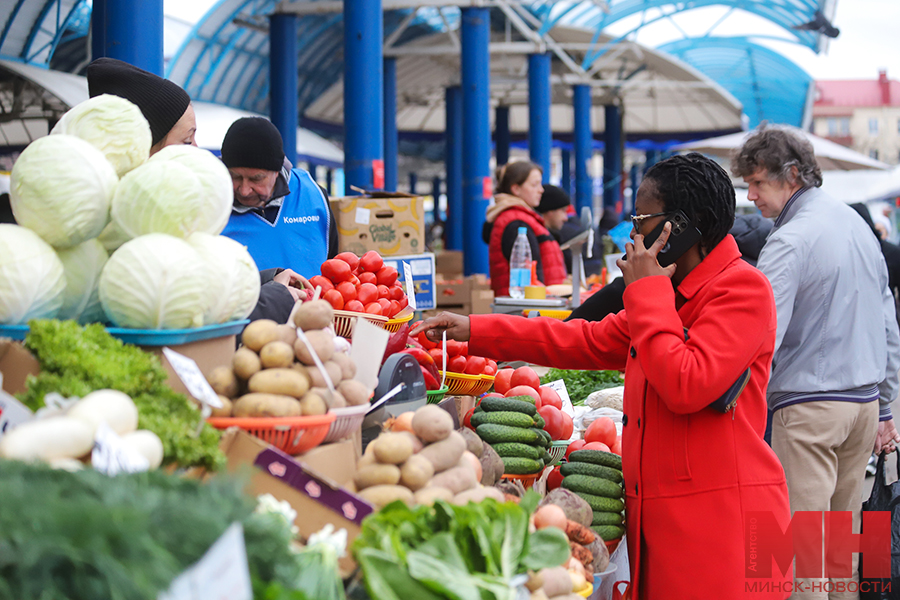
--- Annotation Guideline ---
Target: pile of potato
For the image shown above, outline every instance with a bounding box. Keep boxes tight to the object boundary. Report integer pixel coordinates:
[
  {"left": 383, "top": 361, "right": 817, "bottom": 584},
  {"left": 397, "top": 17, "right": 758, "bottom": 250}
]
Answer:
[
  {"left": 206, "top": 300, "right": 371, "bottom": 417},
  {"left": 354, "top": 405, "right": 507, "bottom": 508}
]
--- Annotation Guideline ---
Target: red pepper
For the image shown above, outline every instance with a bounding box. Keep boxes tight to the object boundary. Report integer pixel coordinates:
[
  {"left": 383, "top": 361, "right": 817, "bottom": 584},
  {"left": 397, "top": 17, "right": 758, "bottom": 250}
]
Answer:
[
  {"left": 420, "top": 366, "right": 440, "bottom": 391},
  {"left": 381, "top": 324, "right": 410, "bottom": 364}
]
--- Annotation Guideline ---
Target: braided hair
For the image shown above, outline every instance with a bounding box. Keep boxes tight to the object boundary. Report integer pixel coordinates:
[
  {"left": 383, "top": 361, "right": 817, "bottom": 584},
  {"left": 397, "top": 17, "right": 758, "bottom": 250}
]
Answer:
[{"left": 643, "top": 153, "right": 735, "bottom": 253}]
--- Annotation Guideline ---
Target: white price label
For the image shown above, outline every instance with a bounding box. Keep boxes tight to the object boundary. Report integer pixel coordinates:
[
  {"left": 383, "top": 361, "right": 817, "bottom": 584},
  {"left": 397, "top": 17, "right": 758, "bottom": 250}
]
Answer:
[
  {"left": 162, "top": 348, "right": 223, "bottom": 409},
  {"left": 355, "top": 207, "right": 371, "bottom": 225},
  {"left": 92, "top": 423, "right": 150, "bottom": 476},
  {"left": 546, "top": 379, "right": 575, "bottom": 418},
  {"left": 158, "top": 522, "right": 253, "bottom": 600},
  {"left": 0, "top": 392, "right": 33, "bottom": 439},
  {"left": 403, "top": 261, "right": 417, "bottom": 311}
]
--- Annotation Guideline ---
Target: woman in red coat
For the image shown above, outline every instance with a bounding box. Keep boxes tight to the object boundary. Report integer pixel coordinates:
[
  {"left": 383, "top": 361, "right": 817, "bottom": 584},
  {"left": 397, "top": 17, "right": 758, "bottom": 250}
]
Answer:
[
  {"left": 415, "top": 154, "right": 791, "bottom": 600},
  {"left": 483, "top": 161, "right": 567, "bottom": 296}
]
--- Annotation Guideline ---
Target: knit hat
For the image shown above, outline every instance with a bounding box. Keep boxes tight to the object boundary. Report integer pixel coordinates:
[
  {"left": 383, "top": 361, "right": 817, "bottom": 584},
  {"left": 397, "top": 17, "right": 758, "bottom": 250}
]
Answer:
[
  {"left": 86, "top": 58, "right": 191, "bottom": 147},
  {"left": 220, "top": 117, "right": 285, "bottom": 172},
  {"left": 537, "top": 184, "right": 571, "bottom": 214}
]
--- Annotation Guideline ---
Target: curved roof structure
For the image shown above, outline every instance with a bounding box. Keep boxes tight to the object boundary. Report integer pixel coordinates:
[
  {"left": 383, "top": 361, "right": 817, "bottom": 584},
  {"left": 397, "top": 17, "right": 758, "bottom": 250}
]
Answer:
[{"left": 0, "top": 0, "right": 90, "bottom": 65}]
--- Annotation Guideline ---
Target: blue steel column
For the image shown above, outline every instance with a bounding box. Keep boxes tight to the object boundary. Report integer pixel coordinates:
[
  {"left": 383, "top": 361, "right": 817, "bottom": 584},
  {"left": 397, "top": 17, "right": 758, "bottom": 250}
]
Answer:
[
  {"left": 269, "top": 13, "right": 298, "bottom": 166},
  {"left": 383, "top": 57, "right": 398, "bottom": 191},
  {"left": 495, "top": 105, "right": 510, "bottom": 166},
  {"left": 628, "top": 163, "right": 640, "bottom": 215},
  {"left": 644, "top": 149, "right": 660, "bottom": 173},
  {"left": 91, "top": 0, "right": 163, "bottom": 75},
  {"left": 343, "top": 0, "right": 383, "bottom": 192},
  {"left": 326, "top": 169, "right": 334, "bottom": 195},
  {"left": 573, "top": 84, "right": 592, "bottom": 216},
  {"left": 528, "top": 53, "right": 552, "bottom": 181},
  {"left": 445, "top": 86, "right": 463, "bottom": 251},
  {"left": 461, "top": 8, "right": 490, "bottom": 275},
  {"left": 603, "top": 104, "right": 623, "bottom": 217},
  {"left": 409, "top": 172, "right": 418, "bottom": 195},
  {"left": 432, "top": 176, "right": 441, "bottom": 222},
  {"left": 561, "top": 149, "right": 571, "bottom": 195}
]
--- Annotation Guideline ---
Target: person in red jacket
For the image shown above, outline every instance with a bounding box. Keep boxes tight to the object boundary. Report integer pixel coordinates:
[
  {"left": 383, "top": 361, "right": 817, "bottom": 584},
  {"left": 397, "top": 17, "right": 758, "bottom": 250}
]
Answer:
[
  {"left": 415, "top": 153, "right": 791, "bottom": 600},
  {"left": 482, "top": 161, "right": 566, "bottom": 296}
]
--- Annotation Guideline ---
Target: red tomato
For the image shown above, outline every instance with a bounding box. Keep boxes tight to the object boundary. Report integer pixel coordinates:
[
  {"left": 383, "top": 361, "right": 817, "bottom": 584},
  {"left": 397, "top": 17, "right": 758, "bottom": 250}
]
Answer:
[
  {"left": 417, "top": 328, "right": 437, "bottom": 350},
  {"left": 344, "top": 299, "right": 364, "bottom": 313},
  {"left": 335, "top": 252, "right": 360, "bottom": 271},
  {"left": 428, "top": 348, "right": 445, "bottom": 367},
  {"left": 547, "top": 466, "right": 564, "bottom": 491},
  {"left": 610, "top": 437, "right": 622, "bottom": 456},
  {"left": 447, "top": 355, "right": 467, "bottom": 373},
  {"left": 538, "top": 405, "right": 564, "bottom": 440},
  {"left": 321, "top": 259, "right": 352, "bottom": 283},
  {"left": 487, "top": 359, "right": 498, "bottom": 372},
  {"left": 539, "top": 386, "right": 563, "bottom": 410},
  {"left": 445, "top": 340, "right": 466, "bottom": 357},
  {"left": 359, "top": 251, "right": 383, "bottom": 273},
  {"left": 335, "top": 281, "right": 358, "bottom": 304},
  {"left": 584, "top": 417, "right": 617, "bottom": 448},
  {"left": 583, "top": 441, "right": 611, "bottom": 452},
  {"left": 358, "top": 272, "right": 378, "bottom": 285},
  {"left": 376, "top": 266, "right": 399, "bottom": 286},
  {"left": 308, "top": 275, "right": 334, "bottom": 293},
  {"left": 388, "top": 300, "right": 401, "bottom": 317},
  {"left": 463, "top": 407, "right": 476, "bottom": 430},
  {"left": 389, "top": 285, "right": 405, "bottom": 301},
  {"left": 322, "top": 289, "right": 344, "bottom": 310},
  {"left": 377, "top": 298, "right": 392, "bottom": 313},
  {"left": 398, "top": 296, "right": 409, "bottom": 310},
  {"left": 559, "top": 411, "right": 574, "bottom": 440},
  {"left": 505, "top": 385, "right": 541, "bottom": 405},
  {"left": 464, "top": 355, "right": 487, "bottom": 375},
  {"left": 482, "top": 392, "right": 503, "bottom": 399},
  {"left": 377, "top": 284, "right": 391, "bottom": 300},
  {"left": 349, "top": 275, "right": 360, "bottom": 286},
  {"left": 510, "top": 366, "right": 541, "bottom": 390},
  {"left": 483, "top": 364, "right": 497, "bottom": 376},
  {"left": 565, "top": 439, "right": 586, "bottom": 459},
  {"left": 357, "top": 282, "right": 378, "bottom": 306},
  {"left": 494, "top": 369, "right": 514, "bottom": 395},
  {"left": 364, "top": 302, "right": 383, "bottom": 315}
]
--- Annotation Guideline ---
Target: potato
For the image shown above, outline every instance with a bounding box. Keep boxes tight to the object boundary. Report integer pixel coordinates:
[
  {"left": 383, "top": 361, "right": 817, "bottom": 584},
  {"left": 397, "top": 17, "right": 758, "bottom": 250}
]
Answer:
[
  {"left": 412, "top": 404, "right": 453, "bottom": 442},
  {"left": 459, "top": 451, "right": 483, "bottom": 482},
  {"left": 211, "top": 395, "right": 233, "bottom": 417},
  {"left": 418, "top": 431, "right": 466, "bottom": 473},
  {"left": 259, "top": 341, "right": 295, "bottom": 369},
  {"left": 299, "top": 391, "right": 328, "bottom": 416},
  {"left": 430, "top": 465, "right": 478, "bottom": 495},
  {"left": 329, "top": 391, "right": 347, "bottom": 408},
  {"left": 274, "top": 323, "right": 298, "bottom": 346},
  {"left": 538, "top": 567, "right": 574, "bottom": 598},
  {"left": 232, "top": 393, "right": 302, "bottom": 417},
  {"left": 354, "top": 463, "right": 401, "bottom": 490},
  {"left": 233, "top": 347, "right": 261, "bottom": 380},
  {"left": 414, "top": 486, "right": 454, "bottom": 506},
  {"left": 399, "top": 454, "right": 434, "bottom": 491},
  {"left": 294, "top": 330, "right": 335, "bottom": 365},
  {"left": 292, "top": 363, "right": 310, "bottom": 379},
  {"left": 248, "top": 368, "right": 309, "bottom": 398},
  {"left": 397, "top": 430, "right": 424, "bottom": 454},
  {"left": 338, "top": 379, "right": 369, "bottom": 406},
  {"left": 323, "top": 361, "right": 343, "bottom": 387},
  {"left": 331, "top": 351, "right": 357, "bottom": 380},
  {"left": 207, "top": 366, "right": 240, "bottom": 398},
  {"left": 358, "top": 484, "right": 414, "bottom": 508},
  {"left": 242, "top": 319, "right": 279, "bottom": 352},
  {"left": 539, "top": 489, "right": 593, "bottom": 529},
  {"left": 451, "top": 486, "right": 506, "bottom": 505},
  {"left": 293, "top": 299, "right": 334, "bottom": 331},
  {"left": 372, "top": 432, "right": 415, "bottom": 465},
  {"left": 306, "top": 364, "right": 338, "bottom": 389},
  {"left": 358, "top": 451, "right": 377, "bottom": 470}
]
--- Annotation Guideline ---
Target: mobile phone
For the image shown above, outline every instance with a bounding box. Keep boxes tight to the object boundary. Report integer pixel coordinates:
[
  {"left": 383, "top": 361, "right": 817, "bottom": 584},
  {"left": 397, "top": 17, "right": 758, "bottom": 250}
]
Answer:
[{"left": 640, "top": 210, "right": 702, "bottom": 267}]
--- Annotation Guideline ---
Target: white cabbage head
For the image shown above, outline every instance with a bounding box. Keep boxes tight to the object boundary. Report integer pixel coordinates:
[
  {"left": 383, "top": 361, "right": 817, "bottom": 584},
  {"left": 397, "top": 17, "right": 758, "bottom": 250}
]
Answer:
[
  {"left": 149, "top": 145, "right": 232, "bottom": 234},
  {"left": 0, "top": 224, "right": 66, "bottom": 324},
  {"left": 56, "top": 239, "right": 109, "bottom": 324},
  {"left": 99, "top": 234, "right": 211, "bottom": 329},
  {"left": 10, "top": 135, "right": 118, "bottom": 248},
  {"left": 96, "top": 220, "right": 132, "bottom": 253},
  {"left": 51, "top": 94, "right": 151, "bottom": 178},
  {"left": 187, "top": 233, "right": 260, "bottom": 324}
]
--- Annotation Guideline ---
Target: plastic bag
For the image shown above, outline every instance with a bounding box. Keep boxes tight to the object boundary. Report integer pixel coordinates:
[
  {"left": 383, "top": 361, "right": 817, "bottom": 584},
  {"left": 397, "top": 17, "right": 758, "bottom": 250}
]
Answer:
[
  {"left": 860, "top": 452, "right": 900, "bottom": 600},
  {"left": 575, "top": 406, "right": 624, "bottom": 439}
]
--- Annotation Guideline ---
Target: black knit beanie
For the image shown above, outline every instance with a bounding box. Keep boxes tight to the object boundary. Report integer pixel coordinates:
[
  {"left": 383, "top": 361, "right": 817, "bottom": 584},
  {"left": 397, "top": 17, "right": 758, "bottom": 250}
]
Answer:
[
  {"left": 86, "top": 57, "right": 191, "bottom": 147},
  {"left": 537, "top": 184, "right": 571, "bottom": 214},
  {"left": 221, "top": 117, "right": 285, "bottom": 172}
]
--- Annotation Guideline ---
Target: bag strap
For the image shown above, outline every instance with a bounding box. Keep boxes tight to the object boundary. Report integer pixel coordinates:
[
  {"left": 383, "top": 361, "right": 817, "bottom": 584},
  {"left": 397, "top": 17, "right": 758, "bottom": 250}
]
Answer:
[
  {"left": 612, "top": 581, "right": 631, "bottom": 600},
  {"left": 876, "top": 451, "right": 888, "bottom": 489}
]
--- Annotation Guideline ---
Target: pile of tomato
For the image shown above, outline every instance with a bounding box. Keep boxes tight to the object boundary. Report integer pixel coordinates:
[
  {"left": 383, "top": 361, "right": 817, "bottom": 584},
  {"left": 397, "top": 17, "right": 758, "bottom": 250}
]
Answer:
[
  {"left": 409, "top": 322, "right": 498, "bottom": 378},
  {"left": 311, "top": 251, "right": 408, "bottom": 318}
]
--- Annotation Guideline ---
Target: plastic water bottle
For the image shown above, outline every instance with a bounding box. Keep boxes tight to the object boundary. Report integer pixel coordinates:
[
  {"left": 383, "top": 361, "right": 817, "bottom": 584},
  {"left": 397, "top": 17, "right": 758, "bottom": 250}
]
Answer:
[{"left": 509, "top": 226, "right": 532, "bottom": 299}]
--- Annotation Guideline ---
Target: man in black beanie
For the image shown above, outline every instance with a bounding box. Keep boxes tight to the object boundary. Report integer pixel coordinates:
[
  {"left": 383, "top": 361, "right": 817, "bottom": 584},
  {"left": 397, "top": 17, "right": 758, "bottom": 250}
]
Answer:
[
  {"left": 536, "top": 184, "right": 601, "bottom": 275},
  {"left": 87, "top": 57, "right": 196, "bottom": 154}
]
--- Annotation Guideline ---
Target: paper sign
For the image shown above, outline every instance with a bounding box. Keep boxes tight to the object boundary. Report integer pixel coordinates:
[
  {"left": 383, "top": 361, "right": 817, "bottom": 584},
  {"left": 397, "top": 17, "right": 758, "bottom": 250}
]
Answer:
[
  {"left": 403, "top": 261, "right": 417, "bottom": 311},
  {"left": 162, "top": 347, "right": 223, "bottom": 409},
  {"left": 355, "top": 207, "right": 371, "bottom": 225},
  {"left": 350, "top": 317, "right": 390, "bottom": 391},
  {"left": 482, "top": 176, "right": 493, "bottom": 200},
  {"left": 545, "top": 379, "right": 575, "bottom": 418},
  {"left": 372, "top": 159, "right": 385, "bottom": 190},
  {"left": 92, "top": 422, "right": 150, "bottom": 476},
  {"left": 0, "top": 389, "right": 33, "bottom": 439},
  {"left": 158, "top": 522, "right": 253, "bottom": 600}
]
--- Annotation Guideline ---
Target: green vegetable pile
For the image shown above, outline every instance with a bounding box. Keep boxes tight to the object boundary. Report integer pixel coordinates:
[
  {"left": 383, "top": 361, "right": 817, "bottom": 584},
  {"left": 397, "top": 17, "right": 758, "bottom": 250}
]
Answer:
[
  {"left": 351, "top": 492, "right": 570, "bottom": 600},
  {"left": 17, "top": 319, "right": 225, "bottom": 470},
  {"left": 540, "top": 369, "right": 623, "bottom": 405},
  {"left": 0, "top": 460, "right": 330, "bottom": 600}
]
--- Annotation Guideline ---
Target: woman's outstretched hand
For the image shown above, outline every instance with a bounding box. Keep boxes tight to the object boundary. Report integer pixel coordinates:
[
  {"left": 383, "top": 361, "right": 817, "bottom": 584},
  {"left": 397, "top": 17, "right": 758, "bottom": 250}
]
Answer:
[
  {"left": 409, "top": 311, "right": 471, "bottom": 342},
  {"left": 617, "top": 221, "right": 677, "bottom": 286}
]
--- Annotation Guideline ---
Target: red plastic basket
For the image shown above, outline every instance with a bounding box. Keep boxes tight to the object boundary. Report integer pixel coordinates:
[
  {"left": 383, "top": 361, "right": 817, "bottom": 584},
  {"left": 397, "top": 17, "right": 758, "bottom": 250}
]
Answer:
[
  {"left": 500, "top": 472, "right": 540, "bottom": 488},
  {"left": 207, "top": 413, "right": 335, "bottom": 454}
]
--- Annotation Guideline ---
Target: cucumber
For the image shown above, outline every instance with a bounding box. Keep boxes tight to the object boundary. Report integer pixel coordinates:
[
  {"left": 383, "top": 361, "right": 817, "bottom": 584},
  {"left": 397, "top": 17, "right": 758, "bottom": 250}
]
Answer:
[
  {"left": 473, "top": 405, "right": 484, "bottom": 414},
  {"left": 534, "top": 428, "right": 552, "bottom": 448},
  {"left": 560, "top": 461, "right": 623, "bottom": 484},
  {"left": 533, "top": 413, "right": 546, "bottom": 429},
  {"left": 471, "top": 411, "right": 535, "bottom": 429},
  {"left": 492, "top": 443, "right": 542, "bottom": 460},
  {"left": 562, "top": 474, "right": 624, "bottom": 499},
  {"left": 591, "top": 525, "right": 625, "bottom": 541},
  {"left": 476, "top": 423, "right": 541, "bottom": 445},
  {"left": 592, "top": 511, "right": 625, "bottom": 526},
  {"left": 505, "top": 394, "right": 537, "bottom": 405},
  {"left": 567, "top": 449, "right": 623, "bottom": 470},
  {"left": 574, "top": 492, "right": 625, "bottom": 513},
  {"left": 502, "top": 456, "right": 543, "bottom": 474},
  {"left": 480, "top": 396, "right": 537, "bottom": 416},
  {"left": 541, "top": 450, "right": 552, "bottom": 464}
]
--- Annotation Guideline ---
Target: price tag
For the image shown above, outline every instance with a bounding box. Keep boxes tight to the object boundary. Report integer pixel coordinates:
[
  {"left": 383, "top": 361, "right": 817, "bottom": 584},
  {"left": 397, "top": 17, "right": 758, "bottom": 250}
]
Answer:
[
  {"left": 0, "top": 389, "right": 33, "bottom": 439},
  {"left": 545, "top": 379, "right": 575, "bottom": 418},
  {"left": 355, "top": 207, "right": 371, "bottom": 225},
  {"left": 158, "top": 522, "right": 253, "bottom": 600},
  {"left": 162, "top": 348, "right": 222, "bottom": 409},
  {"left": 92, "top": 422, "right": 150, "bottom": 476},
  {"left": 403, "top": 261, "right": 417, "bottom": 311}
]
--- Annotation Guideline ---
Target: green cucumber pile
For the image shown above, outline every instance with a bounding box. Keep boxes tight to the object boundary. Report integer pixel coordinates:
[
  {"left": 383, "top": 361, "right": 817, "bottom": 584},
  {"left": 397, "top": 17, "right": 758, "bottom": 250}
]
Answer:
[
  {"left": 561, "top": 449, "right": 625, "bottom": 541},
  {"left": 473, "top": 396, "right": 552, "bottom": 475}
]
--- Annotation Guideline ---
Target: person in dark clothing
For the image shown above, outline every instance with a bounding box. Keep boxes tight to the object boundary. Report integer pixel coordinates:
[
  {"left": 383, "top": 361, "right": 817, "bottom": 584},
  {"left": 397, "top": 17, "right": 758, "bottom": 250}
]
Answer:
[
  {"left": 536, "top": 185, "right": 581, "bottom": 274},
  {"left": 851, "top": 202, "right": 900, "bottom": 307},
  {"left": 728, "top": 213, "right": 773, "bottom": 267},
  {"left": 0, "top": 193, "right": 15, "bottom": 224}
]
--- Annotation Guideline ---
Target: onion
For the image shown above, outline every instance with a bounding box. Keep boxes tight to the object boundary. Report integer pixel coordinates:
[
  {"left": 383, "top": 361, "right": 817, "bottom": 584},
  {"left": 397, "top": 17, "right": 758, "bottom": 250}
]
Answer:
[
  {"left": 533, "top": 504, "right": 568, "bottom": 531},
  {"left": 385, "top": 411, "right": 415, "bottom": 434}
]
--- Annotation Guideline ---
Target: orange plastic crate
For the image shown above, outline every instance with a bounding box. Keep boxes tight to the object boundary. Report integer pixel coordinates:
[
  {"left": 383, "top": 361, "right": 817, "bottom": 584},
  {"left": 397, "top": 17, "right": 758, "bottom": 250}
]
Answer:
[
  {"left": 500, "top": 472, "right": 541, "bottom": 488},
  {"left": 207, "top": 413, "right": 335, "bottom": 454}
]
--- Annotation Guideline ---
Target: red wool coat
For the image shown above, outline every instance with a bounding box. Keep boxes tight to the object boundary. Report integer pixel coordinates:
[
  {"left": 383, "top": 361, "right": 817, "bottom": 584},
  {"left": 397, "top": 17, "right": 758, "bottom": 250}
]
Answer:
[{"left": 469, "top": 236, "right": 791, "bottom": 600}]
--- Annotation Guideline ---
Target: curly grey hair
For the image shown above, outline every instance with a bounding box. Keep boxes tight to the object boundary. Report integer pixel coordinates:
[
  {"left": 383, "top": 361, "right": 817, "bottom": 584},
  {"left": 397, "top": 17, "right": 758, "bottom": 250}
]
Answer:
[{"left": 731, "top": 125, "right": 823, "bottom": 188}]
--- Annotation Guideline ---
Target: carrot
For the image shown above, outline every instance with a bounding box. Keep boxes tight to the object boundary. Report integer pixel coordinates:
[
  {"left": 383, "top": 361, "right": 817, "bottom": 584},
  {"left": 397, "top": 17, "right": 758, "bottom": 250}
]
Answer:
[
  {"left": 569, "top": 542, "right": 594, "bottom": 570},
  {"left": 565, "top": 519, "right": 596, "bottom": 545}
]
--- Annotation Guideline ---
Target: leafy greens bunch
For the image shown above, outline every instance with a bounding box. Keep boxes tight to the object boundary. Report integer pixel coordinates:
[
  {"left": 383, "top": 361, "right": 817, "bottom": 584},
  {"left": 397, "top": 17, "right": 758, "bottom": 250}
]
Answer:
[{"left": 540, "top": 368, "right": 623, "bottom": 405}]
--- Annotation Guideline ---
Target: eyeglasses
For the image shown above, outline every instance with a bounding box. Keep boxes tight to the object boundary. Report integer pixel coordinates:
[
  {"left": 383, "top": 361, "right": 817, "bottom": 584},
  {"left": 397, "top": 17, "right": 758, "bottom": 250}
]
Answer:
[{"left": 631, "top": 212, "right": 669, "bottom": 233}]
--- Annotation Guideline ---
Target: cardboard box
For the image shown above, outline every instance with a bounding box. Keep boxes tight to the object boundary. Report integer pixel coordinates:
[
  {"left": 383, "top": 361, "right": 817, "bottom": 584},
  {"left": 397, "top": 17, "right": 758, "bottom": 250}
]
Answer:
[
  {"left": 436, "top": 278, "right": 471, "bottom": 309},
  {"left": 220, "top": 429, "right": 372, "bottom": 575},
  {"left": 0, "top": 340, "right": 40, "bottom": 396},
  {"left": 382, "top": 253, "right": 436, "bottom": 310},
  {"left": 435, "top": 251, "right": 463, "bottom": 278},
  {"left": 332, "top": 192, "right": 425, "bottom": 256},
  {"left": 155, "top": 335, "right": 237, "bottom": 399}
]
